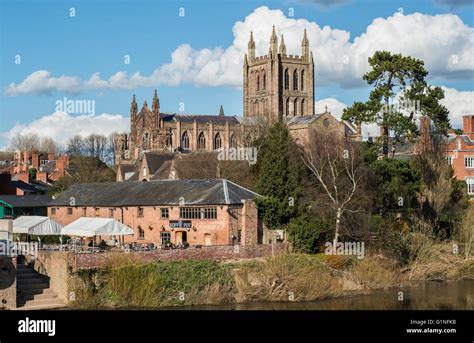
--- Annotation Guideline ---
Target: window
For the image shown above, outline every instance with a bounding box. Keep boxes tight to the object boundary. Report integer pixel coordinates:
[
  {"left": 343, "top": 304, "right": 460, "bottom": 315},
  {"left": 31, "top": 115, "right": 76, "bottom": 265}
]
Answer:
[
  {"left": 214, "top": 133, "right": 222, "bottom": 150},
  {"left": 457, "top": 140, "right": 461, "bottom": 150},
  {"left": 445, "top": 156, "right": 454, "bottom": 165},
  {"left": 142, "top": 167, "right": 147, "bottom": 177},
  {"left": 197, "top": 132, "right": 206, "bottom": 150},
  {"left": 293, "top": 70, "right": 298, "bottom": 91},
  {"left": 166, "top": 130, "right": 173, "bottom": 147},
  {"left": 82, "top": 207, "right": 87, "bottom": 216},
  {"left": 109, "top": 208, "right": 114, "bottom": 218},
  {"left": 160, "top": 232, "right": 171, "bottom": 245},
  {"left": 138, "top": 207, "right": 144, "bottom": 217},
  {"left": 161, "top": 208, "right": 169, "bottom": 219},
  {"left": 51, "top": 208, "right": 56, "bottom": 215},
  {"left": 284, "top": 69, "right": 289, "bottom": 90},
  {"left": 263, "top": 73, "right": 266, "bottom": 90},
  {"left": 181, "top": 131, "right": 189, "bottom": 149},
  {"left": 203, "top": 207, "right": 217, "bottom": 219},
  {"left": 301, "top": 70, "right": 305, "bottom": 90},
  {"left": 465, "top": 156, "right": 474, "bottom": 169},
  {"left": 179, "top": 207, "right": 217, "bottom": 220},
  {"left": 466, "top": 177, "right": 474, "bottom": 195},
  {"left": 257, "top": 75, "right": 260, "bottom": 91},
  {"left": 293, "top": 99, "right": 298, "bottom": 116},
  {"left": 230, "top": 134, "right": 237, "bottom": 148},
  {"left": 94, "top": 207, "right": 100, "bottom": 217},
  {"left": 138, "top": 226, "right": 145, "bottom": 240},
  {"left": 323, "top": 118, "right": 330, "bottom": 127},
  {"left": 180, "top": 207, "right": 201, "bottom": 219},
  {"left": 301, "top": 99, "right": 305, "bottom": 116},
  {"left": 285, "top": 98, "right": 289, "bottom": 116},
  {"left": 67, "top": 207, "right": 73, "bottom": 215}
]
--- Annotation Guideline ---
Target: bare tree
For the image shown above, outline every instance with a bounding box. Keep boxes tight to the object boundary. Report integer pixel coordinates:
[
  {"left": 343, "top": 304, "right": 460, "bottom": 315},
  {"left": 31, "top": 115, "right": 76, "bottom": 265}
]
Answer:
[
  {"left": 301, "top": 128, "right": 365, "bottom": 246},
  {"left": 107, "top": 132, "right": 117, "bottom": 165},
  {"left": 84, "top": 134, "right": 108, "bottom": 161},
  {"left": 67, "top": 135, "right": 85, "bottom": 156},
  {"left": 9, "top": 133, "right": 41, "bottom": 151},
  {"left": 40, "top": 136, "right": 59, "bottom": 153}
]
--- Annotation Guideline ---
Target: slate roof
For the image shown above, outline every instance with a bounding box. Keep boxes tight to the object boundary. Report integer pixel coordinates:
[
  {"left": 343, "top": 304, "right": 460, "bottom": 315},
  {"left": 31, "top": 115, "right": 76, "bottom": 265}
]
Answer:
[
  {"left": 0, "top": 195, "right": 53, "bottom": 208},
  {"left": 159, "top": 113, "right": 240, "bottom": 125},
  {"left": 11, "top": 180, "right": 44, "bottom": 194},
  {"left": 145, "top": 152, "right": 175, "bottom": 174},
  {"left": 50, "top": 179, "right": 261, "bottom": 207},
  {"left": 285, "top": 113, "right": 323, "bottom": 125}
]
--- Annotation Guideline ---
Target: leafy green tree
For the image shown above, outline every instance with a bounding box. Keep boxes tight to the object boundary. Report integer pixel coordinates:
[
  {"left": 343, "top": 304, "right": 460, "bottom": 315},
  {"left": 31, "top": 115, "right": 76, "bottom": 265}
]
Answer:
[
  {"left": 253, "top": 122, "right": 302, "bottom": 228},
  {"left": 286, "top": 216, "right": 329, "bottom": 254},
  {"left": 342, "top": 51, "right": 449, "bottom": 156},
  {"left": 370, "top": 159, "right": 421, "bottom": 215},
  {"left": 28, "top": 168, "right": 37, "bottom": 180}
]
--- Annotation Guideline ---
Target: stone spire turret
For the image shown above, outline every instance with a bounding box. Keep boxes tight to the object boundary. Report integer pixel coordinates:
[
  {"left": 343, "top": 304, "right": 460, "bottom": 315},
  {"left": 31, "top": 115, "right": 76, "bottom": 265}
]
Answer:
[
  {"left": 302, "top": 29, "right": 310, "bottom": 60},
  {"left": 219, "top": 105, "right": 224, "bottom": 116},
  {"left": 248, "top": 31, "right": 256, "bottom": 61},
  {"left": 269, "top": 25, "right": 278, "bottom": 58},
  {"left": 130, "top": 94, "right": 138, "bottom": 117},
  {"left": 152, "top": 89, "right": 160, "bottom": 113},
  {"left": 279, "top": 34, "right": 286, "bottom": 56}
]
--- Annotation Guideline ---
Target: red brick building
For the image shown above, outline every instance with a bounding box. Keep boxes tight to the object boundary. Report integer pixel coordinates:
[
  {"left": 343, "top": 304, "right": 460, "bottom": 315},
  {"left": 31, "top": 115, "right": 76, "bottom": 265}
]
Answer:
[
  {"left": 445, "top": 115, "right": 474, "bottom": 197},
  {"left": 48, "top": 179, "right": 262, "bottom": 246},
  {"left": 11, "top": 150, "right": 69, "bottom": 183}
]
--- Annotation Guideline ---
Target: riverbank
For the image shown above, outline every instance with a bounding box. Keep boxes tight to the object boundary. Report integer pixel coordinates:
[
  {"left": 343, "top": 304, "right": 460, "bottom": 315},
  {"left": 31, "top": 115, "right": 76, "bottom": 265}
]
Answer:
[{"left": 70, "top": 240, "right": 474, "bottom": 309}]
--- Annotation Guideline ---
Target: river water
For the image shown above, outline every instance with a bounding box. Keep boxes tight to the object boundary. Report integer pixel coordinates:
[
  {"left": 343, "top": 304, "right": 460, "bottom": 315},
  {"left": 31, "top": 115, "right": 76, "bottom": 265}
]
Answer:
[{"left": 167, "top": 280, "right": 474, "bottom": 310}]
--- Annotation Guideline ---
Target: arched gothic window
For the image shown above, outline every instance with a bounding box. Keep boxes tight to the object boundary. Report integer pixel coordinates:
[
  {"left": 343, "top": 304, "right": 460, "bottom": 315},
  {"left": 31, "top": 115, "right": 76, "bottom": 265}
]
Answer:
[
  {"left": 197, "top": 132, "right": 206, "bottom": 150},
  {"left": 214, "top": 132, "right": 222, "bottom": 150},
  {"left": 293, "top": 70, "right": 298, "bottom": 91},
  {"left": 181, "top": 131, "right": 189, "bottom": 149}
]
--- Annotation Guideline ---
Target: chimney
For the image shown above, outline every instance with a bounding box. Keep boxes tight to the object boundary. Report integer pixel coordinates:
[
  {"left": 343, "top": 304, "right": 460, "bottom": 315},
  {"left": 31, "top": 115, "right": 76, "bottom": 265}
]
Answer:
[
  {"left": 32, "top": 150, "right": 39, "bottom": 169},
  {"left": 463, "top": 115, "right": 474, "bottom": 135},
  {"left": 23, "top": 151, "right": 29, "bottom": 166}
]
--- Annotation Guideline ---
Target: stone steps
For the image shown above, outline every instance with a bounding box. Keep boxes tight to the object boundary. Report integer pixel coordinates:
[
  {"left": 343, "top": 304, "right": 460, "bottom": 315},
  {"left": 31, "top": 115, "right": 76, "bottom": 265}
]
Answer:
[{"left": 16, "top": 264, "right": 65, "bottom": 310}]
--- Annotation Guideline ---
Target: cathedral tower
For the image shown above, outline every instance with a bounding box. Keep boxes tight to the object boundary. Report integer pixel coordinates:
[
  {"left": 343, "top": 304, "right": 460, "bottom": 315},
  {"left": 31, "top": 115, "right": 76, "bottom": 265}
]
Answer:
[{"left": 243, "top": 27, "right": 314, "bottom": 121}]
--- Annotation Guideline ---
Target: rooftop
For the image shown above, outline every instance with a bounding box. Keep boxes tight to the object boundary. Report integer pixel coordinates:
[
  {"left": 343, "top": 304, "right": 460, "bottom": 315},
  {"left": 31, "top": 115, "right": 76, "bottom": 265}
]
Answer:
[
  {"left": 51, "top": 179, "right": 261, "bottom": 207},
  {"left": 0, "top": 195, "right": 53, "bottom": 208}
]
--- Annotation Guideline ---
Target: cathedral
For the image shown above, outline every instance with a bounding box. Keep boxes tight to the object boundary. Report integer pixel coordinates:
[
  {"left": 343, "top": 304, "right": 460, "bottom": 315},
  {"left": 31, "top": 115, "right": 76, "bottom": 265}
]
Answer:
[{"left": 115, "top": 28, "right": 361, "bottom": 180}]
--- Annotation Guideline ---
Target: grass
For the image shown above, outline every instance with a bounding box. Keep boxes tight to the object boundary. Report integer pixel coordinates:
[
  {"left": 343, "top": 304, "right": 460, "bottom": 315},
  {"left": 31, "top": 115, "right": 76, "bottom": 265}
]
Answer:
[{"left": 70, "top": 246, "right": 473, "bottom": 309}]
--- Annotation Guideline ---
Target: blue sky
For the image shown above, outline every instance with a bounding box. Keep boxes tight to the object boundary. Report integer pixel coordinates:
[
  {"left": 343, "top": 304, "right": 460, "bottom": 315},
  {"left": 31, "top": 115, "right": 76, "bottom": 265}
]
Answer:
[{"left": 1, "top": 0, "right": 473, "bottom": 148}]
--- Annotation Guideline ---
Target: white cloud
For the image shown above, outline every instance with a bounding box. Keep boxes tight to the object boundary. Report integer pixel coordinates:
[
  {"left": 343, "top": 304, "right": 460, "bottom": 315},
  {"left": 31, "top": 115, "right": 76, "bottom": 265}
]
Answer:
[
  {"left": 315, "top": 98, "right": 348, "bottom": 118},
  {"left": 440, "top": 86, "right": 474, "bottom": 128},
  {"left": 5, "top": 7, "right": 474, "bottom": 96},
  {"left": 3, "top": 112, "right": 129, "bottom": 147}
]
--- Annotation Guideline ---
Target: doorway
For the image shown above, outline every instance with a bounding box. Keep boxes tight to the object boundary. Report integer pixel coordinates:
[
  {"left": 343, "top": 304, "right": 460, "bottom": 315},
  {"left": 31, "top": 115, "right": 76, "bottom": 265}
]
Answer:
[
  {"left": 175, "top": 231, "right": 187, "bottom": 245},
  {"left": 204, "top": 233, "right": 211, "bottom": 246}
]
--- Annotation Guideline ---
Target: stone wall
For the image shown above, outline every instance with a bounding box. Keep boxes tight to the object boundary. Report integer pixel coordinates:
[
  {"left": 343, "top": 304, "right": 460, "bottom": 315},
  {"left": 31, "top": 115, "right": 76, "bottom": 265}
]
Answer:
[
  {"left": 26, "top": 251, "right": 70, "bottom": 302},
  {"left": 70, "top": 243, "right": 289, "bottom": 271},
  {"left": 0, "top": 255, "right": 17, "bottom": 309}
]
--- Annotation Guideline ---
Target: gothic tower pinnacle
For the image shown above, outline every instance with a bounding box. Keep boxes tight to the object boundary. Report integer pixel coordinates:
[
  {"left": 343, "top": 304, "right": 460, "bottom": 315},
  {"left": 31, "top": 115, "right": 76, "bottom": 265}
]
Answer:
[
  {"left": 248, "top": 31, "right": 256, "bottom": 61},
  {"left": 269, "top": 25, "right": 278, "bottom": 58}
]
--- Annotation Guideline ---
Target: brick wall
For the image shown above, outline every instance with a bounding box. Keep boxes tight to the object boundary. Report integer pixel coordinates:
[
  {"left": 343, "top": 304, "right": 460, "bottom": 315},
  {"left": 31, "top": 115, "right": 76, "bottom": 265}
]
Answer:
[
  {"left": 49, "top": 203, "right": 257, "bottom": 247},
  {"left": 70, "top": 243, "right": 289, "bottom": 271}
]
